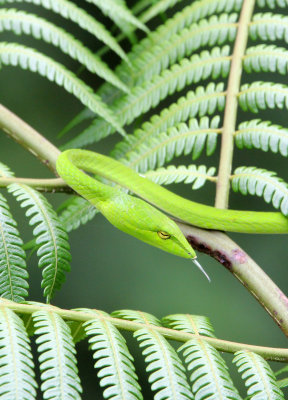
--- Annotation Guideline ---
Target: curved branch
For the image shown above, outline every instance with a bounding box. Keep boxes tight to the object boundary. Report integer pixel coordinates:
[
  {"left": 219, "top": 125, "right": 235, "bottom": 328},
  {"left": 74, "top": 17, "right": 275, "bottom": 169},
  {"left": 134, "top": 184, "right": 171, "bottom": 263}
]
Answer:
[
  {"left": 177, "top": 222, "right": 288, "bottom": 338},
  {"left": 0, "top": 177, "right": 72, "bottom": 192}
]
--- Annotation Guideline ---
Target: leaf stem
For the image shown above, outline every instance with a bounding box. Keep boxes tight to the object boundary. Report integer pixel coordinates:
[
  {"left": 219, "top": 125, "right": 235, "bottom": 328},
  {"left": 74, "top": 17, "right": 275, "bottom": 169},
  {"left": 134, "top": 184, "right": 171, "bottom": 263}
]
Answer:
[
  {"left": 0, "top": 104, "right": 60, "bottom": 174},
  {"left": 215, "top": 0, "right": 255, "bottom": 208},
  {"left": 177, "top": 222, "right": 288, "bottom": 338},
  {"left": 1, "top": 298, "right": 287, "bottom": 362},
  {"left": 0, "top": 177, "right": 71, "bottom": 192}
]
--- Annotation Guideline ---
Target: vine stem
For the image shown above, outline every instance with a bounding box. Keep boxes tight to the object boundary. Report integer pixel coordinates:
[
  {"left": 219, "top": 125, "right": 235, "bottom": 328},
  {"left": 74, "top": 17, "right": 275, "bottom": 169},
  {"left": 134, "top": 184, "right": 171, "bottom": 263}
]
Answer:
[
  {"left": 0, "top": 104, "right": 60, "bottom": 174},
  {"left": 215, "top": 0, "right": 255, "bottom": 208},
  {"left": 1, "top": 298, "right": 287, "bottom": 361},
  {"left": 178, "top": 222, "right": 288, "bottom": 338},
  {"left": 0, "top": 177, "right": 72, "bottom": 192}
]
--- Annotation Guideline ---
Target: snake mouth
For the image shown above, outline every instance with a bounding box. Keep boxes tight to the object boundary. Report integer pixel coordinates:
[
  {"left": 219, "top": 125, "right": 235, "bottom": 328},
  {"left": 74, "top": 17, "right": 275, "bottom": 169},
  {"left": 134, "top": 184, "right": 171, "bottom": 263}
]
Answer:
[{"left": 188, "top": 253, "right": 211, "bottom": 282}]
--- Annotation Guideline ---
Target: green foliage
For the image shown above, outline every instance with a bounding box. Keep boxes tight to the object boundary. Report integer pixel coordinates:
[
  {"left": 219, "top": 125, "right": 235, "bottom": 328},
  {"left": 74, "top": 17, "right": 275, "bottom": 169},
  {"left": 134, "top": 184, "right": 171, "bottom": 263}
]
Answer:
[
  {"left": 231, "top": 166, "right": 288, "bottom": 215},
  {"left": 33, "top": 310, "right": 82, "bottom": 399},
  {"left": 233, "top": 350, "right": 284, "bottom": 399},
  {"left": 0, "top": 193, "right": 28, "bottom": 302},
  {"left": 8, "top": 183, "right": 71, "bottom": 301}
]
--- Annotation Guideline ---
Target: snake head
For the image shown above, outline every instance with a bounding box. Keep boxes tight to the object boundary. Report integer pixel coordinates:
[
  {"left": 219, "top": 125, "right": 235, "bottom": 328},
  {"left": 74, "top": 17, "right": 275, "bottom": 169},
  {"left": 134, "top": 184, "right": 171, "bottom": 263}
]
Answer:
[{"left": 100, "top": 193, "right": 210, "bottom": 280}]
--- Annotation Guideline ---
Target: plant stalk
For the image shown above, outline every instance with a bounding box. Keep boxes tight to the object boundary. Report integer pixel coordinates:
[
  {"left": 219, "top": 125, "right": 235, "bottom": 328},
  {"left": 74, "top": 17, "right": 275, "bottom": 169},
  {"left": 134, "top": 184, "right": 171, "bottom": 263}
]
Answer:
[
  {"left": 177, "top": 222, "right": 288, "bottom": 338},
  {"left": 215, "top": 0, "right": 255, "bottom": 208},
  {"left": 1, "top": 298, "right": 287, "bottom": 361}
]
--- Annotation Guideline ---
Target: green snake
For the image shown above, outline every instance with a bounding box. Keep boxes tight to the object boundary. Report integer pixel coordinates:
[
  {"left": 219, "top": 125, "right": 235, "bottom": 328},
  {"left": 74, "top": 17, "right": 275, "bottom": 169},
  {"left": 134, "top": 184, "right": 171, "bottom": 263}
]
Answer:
[{"left": 56, "top": 149, "right": 288, "bottom": 280}]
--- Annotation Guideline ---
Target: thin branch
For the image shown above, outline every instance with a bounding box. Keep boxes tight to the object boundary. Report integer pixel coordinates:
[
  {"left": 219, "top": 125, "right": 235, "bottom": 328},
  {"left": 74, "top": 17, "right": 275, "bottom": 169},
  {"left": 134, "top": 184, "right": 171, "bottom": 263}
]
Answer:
[
  {"left": 0, "top": 177, "right": 72, "bottom": 192},
  {"left": 1, "top": 298, "right": 287, "bottom": 361},
  {"left": 215, "top": 0, "right": 255, "bottom": 208},
  {"left": 177, "top": 222, "right": 288, "bottom": 338},
  {"left": 0, "top": 104, "right": 60, "bottom": 174}
]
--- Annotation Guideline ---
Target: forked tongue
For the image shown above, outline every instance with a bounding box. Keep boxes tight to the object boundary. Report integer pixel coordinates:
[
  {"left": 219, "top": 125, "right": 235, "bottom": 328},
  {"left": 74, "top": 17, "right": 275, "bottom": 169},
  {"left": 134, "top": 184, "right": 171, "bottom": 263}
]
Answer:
[{"left": 192, "top": 258, "right": 211, "bottom": 282}]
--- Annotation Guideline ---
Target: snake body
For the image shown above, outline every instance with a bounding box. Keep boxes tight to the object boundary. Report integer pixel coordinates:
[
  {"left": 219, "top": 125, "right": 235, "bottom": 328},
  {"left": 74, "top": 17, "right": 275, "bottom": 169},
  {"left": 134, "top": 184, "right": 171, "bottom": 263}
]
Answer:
[{"left": 56, "top": 149, "right": 288, "bottom": 277}]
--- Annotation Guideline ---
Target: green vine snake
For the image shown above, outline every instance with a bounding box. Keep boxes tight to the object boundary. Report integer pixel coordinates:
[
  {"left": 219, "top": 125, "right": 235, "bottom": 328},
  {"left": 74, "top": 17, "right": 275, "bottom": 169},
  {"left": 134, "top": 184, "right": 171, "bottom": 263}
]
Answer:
[{"left": 56, "top": 149, "right": 288, "bottom": 281}]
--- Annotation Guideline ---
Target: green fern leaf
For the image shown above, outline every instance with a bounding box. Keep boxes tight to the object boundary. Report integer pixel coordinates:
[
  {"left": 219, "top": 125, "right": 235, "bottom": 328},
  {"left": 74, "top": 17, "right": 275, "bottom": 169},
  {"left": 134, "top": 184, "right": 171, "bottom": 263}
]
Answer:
[
  {"left": 84, "top": 312, "right": 143, "bottom": 400},
  {"left": 233, "top": 350, "right": 284, "bottom": 399},
  {"left": 235, "top": 119, "right": 288, "bottom": 157},
  {"left": 0, "top": 161, "right": 14, "bottom": 177},
  {"left": 0, "top": 0, "right": 128, "bottom": 60},
  {"left": 0, "top": 9, "right": 128, "bottom": 93},
  {"left": 8, "top": 183, "right": 71, "bottom": 302},
  {"left": 239, "top": 81, "right": 288, "bottom": 114},
  {"left": 0, "top": 193, "right": 28, "bottom": 302},
  {"left": 231, "top": 166, "right": 288, "bottom": 215},
  {"left": 58, "top": 196, "right": 98, "bottom": 232},
  {"left": 0, "top": 307, "right": 37, "bottom": 399},
  {"left": 135, "top": 328, "right": 193, "bottom": 399},
  {"left": 145, "top": 165, "right": 216, "bottom": 190},
  {"left": 257, "top": 0, "right": 288, "bottom": 9},
  {"left": 85, "top": 0, "right": 148, "bottom": 33},
  {"left": 180, "top": 339, "right": 241, "bottom": 399},
  {"left": 111, "top": 309, "right": 162, "bottom": 326},
  {"left": 250, "top": 13, "right": 288, "bottom": 45},
  {"left": 162, "top": 314, "right": 215, "bottom": 337},
  {"left": 124, "top": 13, "right": 237, "bottom": 85},
  {"left": 33, "top": 310, "right": 82, "bottom": 399},
  {"left": 244, "top": 44, "right": 288, "bottom": 76},
  {"left": 0, "top": 42, "right": 125, "bottom": 136},
  {"left": 120, "top": 116, "right": 221, "bottom": 172},
  {"left": 66, "top": 81, "right": 225, "bottom": 150}
]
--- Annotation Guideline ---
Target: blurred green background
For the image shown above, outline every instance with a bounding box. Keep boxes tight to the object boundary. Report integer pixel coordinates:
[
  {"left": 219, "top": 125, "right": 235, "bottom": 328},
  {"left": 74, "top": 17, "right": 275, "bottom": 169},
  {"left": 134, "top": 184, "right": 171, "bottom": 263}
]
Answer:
[{"left": 1, "top": 1, "right": 288, "bottom": 397}]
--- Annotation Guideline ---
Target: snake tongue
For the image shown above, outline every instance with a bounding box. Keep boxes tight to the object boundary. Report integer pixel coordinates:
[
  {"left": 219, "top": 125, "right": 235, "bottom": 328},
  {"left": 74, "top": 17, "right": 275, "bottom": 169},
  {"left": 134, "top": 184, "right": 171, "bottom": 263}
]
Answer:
[{"left": 191, "top": 258, "right": 211, "bottom": 282}]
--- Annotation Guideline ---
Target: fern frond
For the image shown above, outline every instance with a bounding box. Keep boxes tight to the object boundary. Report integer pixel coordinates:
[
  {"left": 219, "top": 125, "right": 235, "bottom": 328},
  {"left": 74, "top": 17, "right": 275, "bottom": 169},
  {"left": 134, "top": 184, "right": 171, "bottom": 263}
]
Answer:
[
  {"left": 84, "top": 311, "right": 143, "bottom": 400},
  {"left": 235, "top": 119, "right": 288, "bottom": 156},
  {"left": 0, "top": 307, "right": 37, "bottom": 399},
  {"left": 180, "top": 339, "right": 241, "bottom": 399},
  {"left": 145, "top": 165, "right": 216, "bottom": 189},
  {"left": 111, "top": 309, "right": 162, "bottom": 326},
  {"left": 257, "top": 0, "right": 288, "bottom": 9},
  {"left": 135, "top": 328, "right": 193, "bottom": 399},
  {"left": 233, "top": 350, "right": 284, "bottom": 399},
  {"left": 66, "top": 82, "right": 225, "bottom": 150},
  {"left": 0, "top": 0, "right": 128, "bottom": 60},
  {"left": 85, "top": 0, "right": 148, "bottom": 33},
  {"left": 123, "top": 13, "right": 238, "bottom": 85},
  {"left": 162, "top": 314, "right": 215, "bottom": 337},
  {"left": 8, "top": 183, "right": 71, "bottom": 302},
  {"left": 0, "top": 193, "right": 28, "bottom": 302},
  {"left": 33, "top": 310, "right": 82, "bottom": 399},
  {"left": 0, "top": 42, "right": 125, "bottom": 136},
  {"left": 239, "top": 81, "right": 288, "bottom": 113},
  {"left": 58, "top": 196, "right": 98, "bottom": 232},
  {"left": 231, "top": 166, "right": 288, "bottom": 215},
  {"left": 244, "top": 44, "right": 288, "bottom": 76},
  {"left": 0, "top": 9, "right": 128, "bottom": 93},
  {"left": 250, "top": 13, "right": 288, "bottom": 45},
  {"left": 119, "top": 116, "right": 221, "bottom": 172},
  {"left": 0, "top": 161, "right": 14, "bottom": 177}
]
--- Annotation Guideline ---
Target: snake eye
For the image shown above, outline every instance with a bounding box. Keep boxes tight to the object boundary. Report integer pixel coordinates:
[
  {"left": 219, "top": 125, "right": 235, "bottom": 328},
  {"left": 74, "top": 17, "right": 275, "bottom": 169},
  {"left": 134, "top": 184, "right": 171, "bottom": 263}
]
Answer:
[{"left": 157, "top": 231, "right": 171, "bottom": 240}]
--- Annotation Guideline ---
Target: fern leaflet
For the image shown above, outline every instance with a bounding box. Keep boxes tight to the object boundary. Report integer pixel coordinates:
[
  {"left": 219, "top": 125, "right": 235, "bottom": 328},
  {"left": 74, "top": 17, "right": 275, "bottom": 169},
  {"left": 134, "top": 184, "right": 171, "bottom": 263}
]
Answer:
[
  {"left": 0, "top": 0, "right": 128, "bottom": 60},
  {"left": 235, "top": 119, "right": 288, "bottom": 157},
  {"left": 233, "top": 350, "right": 284, "bottom": 399},
  {"left": 84, "top": 310, "right": 143, "bottom": 400},
  {"left": 0, "top": 161, "right": 14, "bottom": 177},
  {"left": 180, "top": 339, "right": 241, "bottom": 400},
  {"left": 135, "top": 328, "right": 193, "bottom": 399},
  {"left": 0, "top": 9, "right": 128, "bottom": 93},
  {"left": 0, "top": 42, "right": 125, "bottom": 136},
  {"left": 33, "top": 310, "right": 82, "bottom": 399},
  {"left": 162, "top": 314, "right": 216, "bottom": 337},
  {"left": 111, "top": 309, "right": 162, "bottom": 326},
  {"left": 8, "top": 183, "right": 71, "bottom": 302},
  {"left": 250, "top": 13, "right": 288, "bottom": 45},
  {"left": 244, "top": 44, "right": 288, "bottom": 76},
  {"left": 231, "top": 167, "right": 288, "bottom": 215},
  {"left": 0, "top": 193, "right": 28, "bottom": 302},
  {"left": 0, "top": 307, "right": 36, "bottom": 399}
]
